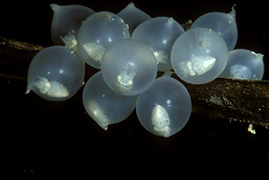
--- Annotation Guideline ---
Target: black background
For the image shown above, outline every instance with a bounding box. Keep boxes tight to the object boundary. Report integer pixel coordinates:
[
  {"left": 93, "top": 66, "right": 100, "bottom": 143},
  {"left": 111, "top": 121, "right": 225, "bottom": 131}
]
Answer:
[{"left": 1, "top": 0, "right": 269, "bottom": 177}]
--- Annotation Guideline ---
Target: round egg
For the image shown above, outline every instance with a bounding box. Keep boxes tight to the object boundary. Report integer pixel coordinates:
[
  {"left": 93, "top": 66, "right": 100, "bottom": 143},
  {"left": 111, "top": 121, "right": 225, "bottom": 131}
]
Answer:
[
  {"left": 83, "top": 71, "right": 137, "bottom": 130},
  {"left": 132, "top": 17, "right": 185, "bottom": 71},
  {"left": 117, "top": 2, "right": 151, "bottom": 34},
  {"left": 136, "top": 76, "right": 192, "bottom": 138},
  {"left": 77, "top": 11, "right": 130, "bottom": 69},
  {"left": 26, "top": 46, "right": 85, "bottom": 101},
  {"left": 191, "top": 8, "right": 238, "bottom": 50},
  {"left": 101, "top": 39, "right": 157, "bottom": 96},
  {"left": 219, "top": 49, "right": 264, "bottom": 80},
  {"left": 171, "top": 27, "right": 228, "bottom": 84},
  {"left": 50, "top": 3, "right": 94, "bottom": 49}
]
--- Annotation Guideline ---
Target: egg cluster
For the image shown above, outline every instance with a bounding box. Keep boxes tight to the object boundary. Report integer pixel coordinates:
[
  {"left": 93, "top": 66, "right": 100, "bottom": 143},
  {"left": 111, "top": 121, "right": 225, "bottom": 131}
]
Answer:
[{"left": 26, "top": 2, "right": 264, "bottom": 137}]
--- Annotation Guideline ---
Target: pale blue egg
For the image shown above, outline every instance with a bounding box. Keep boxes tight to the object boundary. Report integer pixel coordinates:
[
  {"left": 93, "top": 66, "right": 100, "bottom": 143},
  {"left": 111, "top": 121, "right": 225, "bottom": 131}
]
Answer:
[
  {"left": 50, "top": 3, "right": 94, "bottom": 50},
  {"left": 83, "top": 71, "right": 137, "bottom": 130},
  {"left": 219, "top": 49, "right": 264, "bottom": 80},
  {"left": 171, "top": 28, "right": 228, "bottom": 84},
  {"left": 26, "top": 46, "right": 85, "bottom": 101},
  {"left": 136, "top": 76, "right": 192, "bottom": 137},
  {"left": 77, "top": 11, "right": 130, "bottom": 68},
  {"left": 117, "top": 2, "right": 151, "bottom": 34},
  {"left": 101, "top": 39, "right": 157, "bottom": 96},
  {"left": 191, "top": 8, "right": 238, "bottom": 50},
  {"left": 132, "top": 17, "right": 185, "bottom": 71}
]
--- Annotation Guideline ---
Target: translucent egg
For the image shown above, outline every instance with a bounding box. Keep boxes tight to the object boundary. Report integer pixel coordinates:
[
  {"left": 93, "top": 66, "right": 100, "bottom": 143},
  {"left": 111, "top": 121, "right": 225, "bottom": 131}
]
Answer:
[
  {"left": 82, "top": 71, "right": 136, "bottom": 130},
  {"left": 117, "top": 2, "right": 151, "bottom": 34},
  {"left": 219, "top": 49, "right": 264, "bottom": 80},
  {"left": 132, "top": 17, "right": 185, "bottom": 71},
  {"left": 101, "top": 39, "right": 157, "bottom": 96},
  {"left": 171, "top": 28, "right": 228, "bottom": 84},
  {"left": 77, "top": 11, "right": 130, "bottom": 68},
  {"left": 50, "top": 3, "right": 94, "bottom": 49},
  {"left": 191, "top": 8, "right": 238, "bottom": 50},
  {"left": 136, "top": 75, "right": 192, "bottom": 137},
  {"left": 26, "top": 46, "right": 85, "bottom": 101}
]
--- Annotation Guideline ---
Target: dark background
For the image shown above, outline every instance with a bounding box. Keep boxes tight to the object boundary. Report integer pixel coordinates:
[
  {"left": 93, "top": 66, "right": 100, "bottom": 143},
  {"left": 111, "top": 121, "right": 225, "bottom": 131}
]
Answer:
[{"left": 1, "top": 0, "right": 269, "bottom": 177}]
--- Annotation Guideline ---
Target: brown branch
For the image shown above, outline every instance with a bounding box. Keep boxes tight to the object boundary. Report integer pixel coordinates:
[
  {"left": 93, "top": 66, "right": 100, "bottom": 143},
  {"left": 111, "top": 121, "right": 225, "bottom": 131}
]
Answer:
[
  {"left": 178, "top": 76, "right": 269, "bottom": 129},
  {"left": 0, "top": 36, "right": 43, "bottom": 81},
  {"left": 1, "top": 36, "right": 268, "bottom": 129}
]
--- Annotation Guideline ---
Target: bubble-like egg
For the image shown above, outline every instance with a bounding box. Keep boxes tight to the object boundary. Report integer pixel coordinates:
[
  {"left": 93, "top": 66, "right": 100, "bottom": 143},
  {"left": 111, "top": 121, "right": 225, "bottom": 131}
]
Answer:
[
  {"left": 136, "top": 75, "right": 192, "bottom": 137},
  {"left": 77, "top": 11, "right": 130, "bottom": 68},
  {"left": 101, "top": 39, "right": 157, "bottom": 96},
  {"left": 117, "top": 2, "right": 151, "bottom": 34},
  {"left": 191, "top": 8, "right": 238, "bottom": 50},
  {"left": 219, "top": 49, "right": 264, "bottom": 80},
  {"left": 171, "top": 28, "right": 228, "bottom": 84},
  {"left": 50, "top": 3, "right": 94, "bottom": 49},
  {"left": 132, "top": 17, "right": 185, "bottom": 71},
  {"left": 82, "top": 71, "right": 136, "bottom": 130},
  {"left": 26, "top": 46, "right": 85, "bottom": 101}
]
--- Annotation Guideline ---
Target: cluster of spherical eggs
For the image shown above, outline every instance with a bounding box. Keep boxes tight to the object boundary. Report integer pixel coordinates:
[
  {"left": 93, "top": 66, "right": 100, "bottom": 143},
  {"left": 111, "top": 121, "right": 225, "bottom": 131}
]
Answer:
[{"left": 26, "top": 2, "right": 264, "bottom": 137}]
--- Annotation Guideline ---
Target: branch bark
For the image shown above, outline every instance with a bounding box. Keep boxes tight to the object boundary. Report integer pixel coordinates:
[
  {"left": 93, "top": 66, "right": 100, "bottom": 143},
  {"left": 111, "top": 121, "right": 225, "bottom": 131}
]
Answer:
[{"left": 1, "top": 36, "right": 268, "bottom": 129}]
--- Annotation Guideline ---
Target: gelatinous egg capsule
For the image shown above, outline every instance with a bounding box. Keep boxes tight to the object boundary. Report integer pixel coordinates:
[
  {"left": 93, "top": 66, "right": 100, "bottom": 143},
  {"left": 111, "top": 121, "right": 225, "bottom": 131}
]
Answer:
[
  {"left": 117, "top": 2, "right": 151, "bottom": 34},
  {"left": 101, "top": 39, "right": 157, "bottom": 96},
  {"left": 171, "top": 28, "right": 228, "bottom": 84},
  {"left": 136, "top": 75, "right": 192, "bottom": 138},
  {"left": 50, "top": 3, "right": 94, "bottom": 50},
  {"left": 219, "top": 49, "right": 264, "bottom": 80},
  {"left": 82, "top": 71, "right": 136, "bottom": 130},
  {"left": 191, "top": 7, "right": 238, "bottom": 50},
  {"left": 77, "top": 11, "right": 130, "bottom": 69},
  {"left": 26, "top": 46, "right": 85, "bottom": 101},
  {"left": 132, "top": 17, "right": 185, "bottom": 71}
]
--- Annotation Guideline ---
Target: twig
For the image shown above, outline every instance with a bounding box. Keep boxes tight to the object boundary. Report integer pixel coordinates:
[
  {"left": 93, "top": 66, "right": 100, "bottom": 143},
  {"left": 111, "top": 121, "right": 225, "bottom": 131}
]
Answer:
[{"left": 0, "top": 36, "right": 268, "bottom": 129}]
